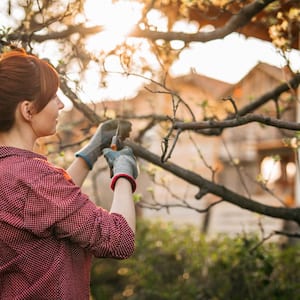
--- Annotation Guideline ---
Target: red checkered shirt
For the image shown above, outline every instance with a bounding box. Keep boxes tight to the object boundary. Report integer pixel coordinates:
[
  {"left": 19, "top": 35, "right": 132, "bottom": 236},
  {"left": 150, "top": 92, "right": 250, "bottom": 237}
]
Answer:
[{"left": 0, "top": 146, "right": 135, "bottom": 300}]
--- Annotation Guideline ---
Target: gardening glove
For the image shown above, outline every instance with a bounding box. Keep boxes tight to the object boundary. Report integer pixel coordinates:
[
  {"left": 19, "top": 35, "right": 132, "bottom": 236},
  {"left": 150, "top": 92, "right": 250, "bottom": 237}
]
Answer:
[
  {"left": 103, "top": 146, "right": 138, "bottom": 193},
  {"left": 75, "top": 119, "right": 132, "bottom": 170}
]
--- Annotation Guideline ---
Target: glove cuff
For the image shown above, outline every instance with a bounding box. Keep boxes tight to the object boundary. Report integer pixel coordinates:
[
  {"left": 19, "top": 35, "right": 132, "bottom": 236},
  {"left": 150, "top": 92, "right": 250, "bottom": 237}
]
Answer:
[
  {"left": 111, "top": 173, "right": 137, "bottom": 193},
  {"left": 75, "top": 153, "right": 94, "bottom": 170}
]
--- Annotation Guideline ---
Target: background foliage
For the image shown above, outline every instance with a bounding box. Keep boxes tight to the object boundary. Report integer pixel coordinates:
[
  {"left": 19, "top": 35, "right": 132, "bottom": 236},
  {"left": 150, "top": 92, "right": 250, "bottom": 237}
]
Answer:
[{"left": 90, "top": 219, "right": 300, "bottom": 300}]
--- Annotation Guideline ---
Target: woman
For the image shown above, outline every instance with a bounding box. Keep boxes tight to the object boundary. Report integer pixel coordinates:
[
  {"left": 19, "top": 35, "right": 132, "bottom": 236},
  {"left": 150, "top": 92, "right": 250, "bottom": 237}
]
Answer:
[{"left": 0, "top": 49, "right": 138, "bottom": 299}]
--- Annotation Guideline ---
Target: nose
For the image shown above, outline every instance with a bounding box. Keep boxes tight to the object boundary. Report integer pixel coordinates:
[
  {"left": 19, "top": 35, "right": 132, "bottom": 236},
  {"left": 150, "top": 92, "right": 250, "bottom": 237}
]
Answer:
[{"left": 56, "top": 96, "right": 65, "bottom": 110}]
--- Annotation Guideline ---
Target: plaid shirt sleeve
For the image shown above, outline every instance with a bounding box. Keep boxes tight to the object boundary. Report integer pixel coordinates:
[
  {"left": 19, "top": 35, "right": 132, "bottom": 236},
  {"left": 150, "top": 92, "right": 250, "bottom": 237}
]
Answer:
[{"left": 23, "top": 158, "right": 135, "bottom": 259}]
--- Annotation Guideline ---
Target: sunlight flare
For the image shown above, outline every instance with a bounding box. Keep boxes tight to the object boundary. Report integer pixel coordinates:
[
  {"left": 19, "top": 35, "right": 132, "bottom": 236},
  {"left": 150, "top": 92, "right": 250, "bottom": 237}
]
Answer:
[{"left": 84, "top": 0, "right": 142, "bottom": 49}]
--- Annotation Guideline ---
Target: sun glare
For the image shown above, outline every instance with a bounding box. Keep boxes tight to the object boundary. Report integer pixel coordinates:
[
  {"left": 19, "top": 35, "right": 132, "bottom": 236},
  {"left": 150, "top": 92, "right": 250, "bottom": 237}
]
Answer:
[
  {"left": 81, "top": 0, "right": 160, "bottom": 102},
  {"left": 84, "top": 0, "right": 142, "bottom": 46}
]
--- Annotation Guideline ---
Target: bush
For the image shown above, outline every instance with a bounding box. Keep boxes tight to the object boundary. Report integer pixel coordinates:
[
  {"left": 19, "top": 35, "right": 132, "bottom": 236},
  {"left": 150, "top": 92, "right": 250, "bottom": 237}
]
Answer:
[{"left": 90, "top": 219, "right": 300, "bottom": 300}]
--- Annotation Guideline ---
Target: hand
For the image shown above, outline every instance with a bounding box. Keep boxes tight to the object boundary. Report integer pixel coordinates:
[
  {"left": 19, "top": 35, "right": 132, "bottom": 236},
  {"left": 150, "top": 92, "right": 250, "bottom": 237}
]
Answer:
[
  {"left": 103, "top": 147, "right": 138, "bottom": 192},
  {"left": 75, "top": 119, "right": 132, "bottom": 169}
]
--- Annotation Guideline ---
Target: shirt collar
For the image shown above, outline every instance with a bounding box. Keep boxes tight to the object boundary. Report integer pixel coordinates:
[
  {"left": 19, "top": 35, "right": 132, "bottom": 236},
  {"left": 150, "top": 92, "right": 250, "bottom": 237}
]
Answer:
[{"left": 0, "top": 146, "right": 46, "bottom": 160}]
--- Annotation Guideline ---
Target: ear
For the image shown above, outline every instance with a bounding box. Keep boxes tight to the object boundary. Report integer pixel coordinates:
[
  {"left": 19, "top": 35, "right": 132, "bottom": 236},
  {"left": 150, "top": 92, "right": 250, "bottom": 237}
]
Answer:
[{"left": 19, "top": 101, "right": 34, "bottom": 121}]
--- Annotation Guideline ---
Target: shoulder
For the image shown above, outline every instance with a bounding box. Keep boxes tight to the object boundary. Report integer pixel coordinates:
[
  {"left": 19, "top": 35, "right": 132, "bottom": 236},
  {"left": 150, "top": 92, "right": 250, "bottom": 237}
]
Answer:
[{"left": 0, "top": 146, "right": 71, "bottom": 185}]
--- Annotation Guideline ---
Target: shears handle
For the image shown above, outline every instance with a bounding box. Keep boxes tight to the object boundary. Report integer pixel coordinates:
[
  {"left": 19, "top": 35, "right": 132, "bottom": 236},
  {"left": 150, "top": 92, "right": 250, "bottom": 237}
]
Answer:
[
  {"left": 110, "top": 135, "right": 118, "bottom": 151},
  {"left": 109, "top": 135, "right": 119, "bottom": 177}
]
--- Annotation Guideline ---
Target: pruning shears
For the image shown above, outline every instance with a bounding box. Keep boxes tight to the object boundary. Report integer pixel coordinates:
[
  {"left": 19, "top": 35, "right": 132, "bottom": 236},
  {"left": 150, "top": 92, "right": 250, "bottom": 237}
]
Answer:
[
  {"left": 110, "top": 121, "right": 120, "bottom": 151},
  {"left": 108, "top": 121, "right": 120, "bottom": 177}
]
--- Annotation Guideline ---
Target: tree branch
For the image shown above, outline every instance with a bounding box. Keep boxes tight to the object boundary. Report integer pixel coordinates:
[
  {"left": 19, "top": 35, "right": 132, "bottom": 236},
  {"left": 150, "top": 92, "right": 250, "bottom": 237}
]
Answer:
[
  {"left": 126, "top": 140, "right": 300, "bottom": 224},
  {"left": 174, "top": 73, "right": 300, "bottom": 135},
  {"left": 60, "top": 66, "right": 300, "bottom": 224},
  {"left": 174, "top": 113, "right": 300, "bottom": 132},
  {"left": 6, "top": 1, "right": 276, "bottom": 47},
  {"left": 7, "top": 24, "right": 104, "bottom": 43},
  {"left": 130, "top": 0, "right": 275, "bottom": 42},
  {"left": 233, "top": 73, "right": 300, "bottom": 117}
]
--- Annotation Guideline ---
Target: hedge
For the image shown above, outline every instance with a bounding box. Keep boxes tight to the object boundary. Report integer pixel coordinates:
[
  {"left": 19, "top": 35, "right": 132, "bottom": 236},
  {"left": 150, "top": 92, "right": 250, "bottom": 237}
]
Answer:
[{"left": 90, "top": 219, "right": 300, "bottom": 300}]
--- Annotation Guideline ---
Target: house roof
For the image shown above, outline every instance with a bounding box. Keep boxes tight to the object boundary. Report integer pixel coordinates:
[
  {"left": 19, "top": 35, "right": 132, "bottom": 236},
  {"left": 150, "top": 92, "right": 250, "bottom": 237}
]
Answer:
[
  {"left": 236, "top": 62, "right": 293, "bottom": 84},
  {"left": 170, "top": 73, "right": 233, "bottom": 99}
]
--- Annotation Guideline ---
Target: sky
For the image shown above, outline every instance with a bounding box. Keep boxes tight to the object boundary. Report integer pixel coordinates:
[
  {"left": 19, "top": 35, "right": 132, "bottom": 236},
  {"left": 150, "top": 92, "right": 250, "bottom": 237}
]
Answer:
[{"left": 171, "top": 33, "right": 300, "bottom": 84}]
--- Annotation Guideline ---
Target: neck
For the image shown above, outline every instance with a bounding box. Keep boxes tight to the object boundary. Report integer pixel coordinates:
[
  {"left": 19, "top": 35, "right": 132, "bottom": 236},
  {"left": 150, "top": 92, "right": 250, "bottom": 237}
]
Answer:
[{"left": 0, "top": 127, "right": 35, "bottom": 151}]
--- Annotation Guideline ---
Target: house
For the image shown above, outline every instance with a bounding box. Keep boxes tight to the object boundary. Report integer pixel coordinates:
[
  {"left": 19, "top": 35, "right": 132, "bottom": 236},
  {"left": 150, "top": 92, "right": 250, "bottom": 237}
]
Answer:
[{"left": 52, "top": 62, "right": 296, "bottom": 237}]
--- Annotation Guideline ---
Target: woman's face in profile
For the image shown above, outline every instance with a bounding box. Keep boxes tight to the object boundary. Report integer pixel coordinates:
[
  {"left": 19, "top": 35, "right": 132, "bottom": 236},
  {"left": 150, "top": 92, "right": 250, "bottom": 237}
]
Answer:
[{"left": 30, "top": 94, "right": 64, "bottom": 138}]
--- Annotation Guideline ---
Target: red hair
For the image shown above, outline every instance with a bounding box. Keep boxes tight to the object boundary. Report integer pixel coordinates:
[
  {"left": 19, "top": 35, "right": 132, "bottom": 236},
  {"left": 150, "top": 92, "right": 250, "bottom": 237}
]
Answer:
[{"left": 0, "top": 50, "right": 59, "bottom": 131}]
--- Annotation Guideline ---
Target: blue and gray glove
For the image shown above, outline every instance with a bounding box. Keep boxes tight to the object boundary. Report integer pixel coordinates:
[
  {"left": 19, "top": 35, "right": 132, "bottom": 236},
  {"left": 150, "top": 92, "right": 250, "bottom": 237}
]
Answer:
[
  {"left": 75, "top": 119, "right": 132, "bottom": 169},
  {"left": 103, "top": 146, "right": 138, "bottom": 193}
]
